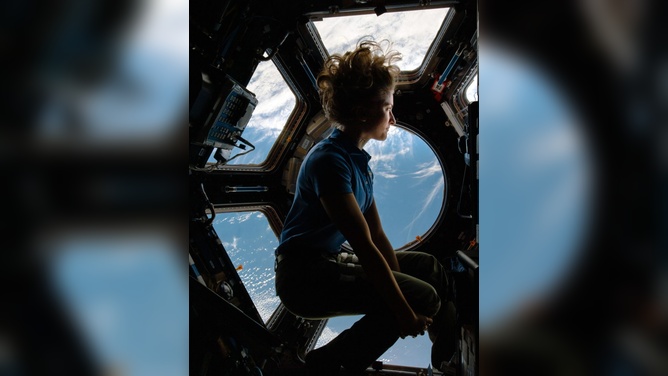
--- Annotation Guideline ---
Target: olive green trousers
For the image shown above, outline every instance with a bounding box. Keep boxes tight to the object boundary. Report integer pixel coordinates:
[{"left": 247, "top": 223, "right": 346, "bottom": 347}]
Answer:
[{"left": 275, "top": 250, "right": 448, "bottom": 372}]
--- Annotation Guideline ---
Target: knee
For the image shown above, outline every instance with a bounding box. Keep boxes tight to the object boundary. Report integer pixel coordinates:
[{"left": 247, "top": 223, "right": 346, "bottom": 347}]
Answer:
[
  {"left": 411, "top": 252, "right": 440, "bottom": 271},
  {"left": 421, "top": 284, "right": 441, "bottom": 318},
  {"left": 426, "top": 253, "right": 443, "bottom": 273},
  {"left": 417, "top": 253, "right": 446, "bottom": 287}
]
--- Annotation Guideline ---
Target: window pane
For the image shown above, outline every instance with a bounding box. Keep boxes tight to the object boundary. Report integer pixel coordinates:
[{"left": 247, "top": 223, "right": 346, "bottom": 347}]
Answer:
[
  {"left": 209, "top": 61, "right": 295, "bottom": 165},
  {"left": 316, "top": 315, "right": 434, "bottom": 368},
  {"left": 480, "top": 43, "right": 592, "bottom": 329},
  {"left": 368, "top": 127, "right": 444, "bottom": 248},
  {"left": 51, "top": 235, "right": 186, "bottom": 376},
  {"left": 213, "top": 211, "right": 281, "bottom": 323},
  {"left": 465, "top": 74, "right": 478, "bottom": 103},
  {"left": 314, "top": 8, "right": 449, "bottom": 71}
]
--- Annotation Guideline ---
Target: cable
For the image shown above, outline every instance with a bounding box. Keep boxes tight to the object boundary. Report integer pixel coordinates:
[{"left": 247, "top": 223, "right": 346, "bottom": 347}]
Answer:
[
  {"left": 257, "top": 31, "right": 290, "bottom": 62},
  {"left": 457, "top": 163, "right": 473, "bottom": 219},
  {"left": 225, "top": 135, "right": 255, "bottom": 163},
  {"left": 219, "top": 15, "right": 289, "bottom": 60},
  {"left": 188, "top": 136, "right": 256, "bottom": 172}
]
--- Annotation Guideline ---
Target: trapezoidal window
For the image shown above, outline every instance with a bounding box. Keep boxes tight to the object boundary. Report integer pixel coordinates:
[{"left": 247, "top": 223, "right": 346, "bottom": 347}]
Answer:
[
  {"left": 212, "top": 211, "right": 281, "bottom": 323},
  {"left": 313, "top": 8, "right": 450, "bottom": 71},
  {"left": 208, "top": 60, "right": 296, "bottom": 166}
]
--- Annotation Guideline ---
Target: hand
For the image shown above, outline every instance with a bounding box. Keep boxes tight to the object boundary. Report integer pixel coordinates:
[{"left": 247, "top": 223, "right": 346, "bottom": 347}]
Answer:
[{"left": 399, "top": 313, "right": 433, "bottom": 339}]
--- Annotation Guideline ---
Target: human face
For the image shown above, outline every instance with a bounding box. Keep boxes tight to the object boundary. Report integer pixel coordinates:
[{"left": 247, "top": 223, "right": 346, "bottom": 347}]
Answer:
[{"left": 364, "top": 90, "right": 395, "bottom": 142}]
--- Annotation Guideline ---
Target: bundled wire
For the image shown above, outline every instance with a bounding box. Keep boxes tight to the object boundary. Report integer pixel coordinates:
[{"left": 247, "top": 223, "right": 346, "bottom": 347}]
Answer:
[
  {"left": 225, "top": 135, "right": 255, "bottom": 163},
  {"left": 189, "top": 135, "right": 255, "bottom": 172}
]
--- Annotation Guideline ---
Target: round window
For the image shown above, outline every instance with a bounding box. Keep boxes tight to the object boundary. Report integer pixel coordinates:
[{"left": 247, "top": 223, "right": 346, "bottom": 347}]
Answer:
[{"left": 365, "top": 125, "right": 446, "bottom": 249}]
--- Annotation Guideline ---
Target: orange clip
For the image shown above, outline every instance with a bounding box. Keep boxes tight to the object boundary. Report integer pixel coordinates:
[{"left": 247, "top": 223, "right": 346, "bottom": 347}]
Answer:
[
  {"left": 416, "top": 235, "right": 423, "bottom": 243},
  {"left": 469, "top": 240, "right": 476, "bottom": 247},
  {"left": 236, "top": 265, "right": 243, "bottom": 271}
]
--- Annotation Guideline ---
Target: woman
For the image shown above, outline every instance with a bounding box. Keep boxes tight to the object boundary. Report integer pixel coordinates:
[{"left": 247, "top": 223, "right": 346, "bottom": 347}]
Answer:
[{"left": 274, "top": 40, "right": 450, "bottom": 374}]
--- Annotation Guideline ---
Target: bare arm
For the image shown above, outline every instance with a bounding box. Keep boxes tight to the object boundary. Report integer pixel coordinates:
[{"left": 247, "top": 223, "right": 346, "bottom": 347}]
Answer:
[
  {"left": 320, "top": 193, "right": 431, "bottom": 336},
  {"left": 364, "top": 199, "right": 400, "bottom": 272}
]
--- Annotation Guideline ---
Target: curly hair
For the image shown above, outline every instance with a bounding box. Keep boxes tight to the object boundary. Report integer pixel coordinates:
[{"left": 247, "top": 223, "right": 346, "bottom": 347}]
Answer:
[{"left": 317, "top": 39, "right": 401, "bottom": 126}]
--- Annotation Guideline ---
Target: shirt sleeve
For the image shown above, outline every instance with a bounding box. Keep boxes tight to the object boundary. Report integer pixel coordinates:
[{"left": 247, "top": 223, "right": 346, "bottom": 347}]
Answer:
[{"left": 307, "top": 148, "right": 353, "bottom": 197}]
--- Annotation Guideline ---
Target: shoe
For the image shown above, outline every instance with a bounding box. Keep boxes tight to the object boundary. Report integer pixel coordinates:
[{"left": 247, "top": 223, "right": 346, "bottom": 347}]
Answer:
[{"left": 305, "top": 346, "right": 341, "bottom": 376}]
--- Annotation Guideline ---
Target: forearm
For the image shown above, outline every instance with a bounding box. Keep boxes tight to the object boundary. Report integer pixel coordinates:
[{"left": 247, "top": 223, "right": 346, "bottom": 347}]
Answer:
[
  {"left": 354, "top": 242, "right": 414, "bottom": 322},
  {"left": 319, "top": 193, "right": 415, "bottom": 323},
  {"left": 364, "top": 199, "right": 400, "bottom": 272},
  {"left": 372, "top": 231, "right": 400, "bottom": 272}
]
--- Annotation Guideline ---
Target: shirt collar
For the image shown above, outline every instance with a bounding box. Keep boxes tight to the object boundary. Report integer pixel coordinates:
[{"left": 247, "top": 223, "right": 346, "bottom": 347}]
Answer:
[{"left": 329, "top": 128, "right": 372, "bottom": 161}]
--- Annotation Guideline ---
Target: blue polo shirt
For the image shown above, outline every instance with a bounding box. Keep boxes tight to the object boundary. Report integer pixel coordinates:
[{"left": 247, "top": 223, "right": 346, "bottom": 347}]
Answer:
[{"left": 276, "top": 128, "right": 374, "bottom": 256}]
